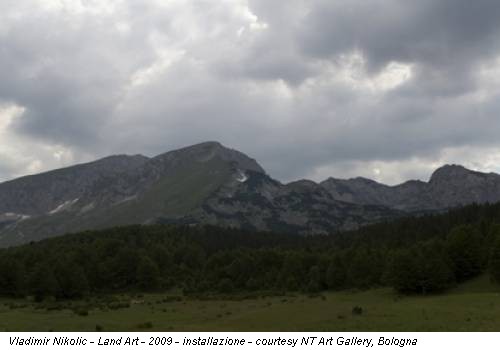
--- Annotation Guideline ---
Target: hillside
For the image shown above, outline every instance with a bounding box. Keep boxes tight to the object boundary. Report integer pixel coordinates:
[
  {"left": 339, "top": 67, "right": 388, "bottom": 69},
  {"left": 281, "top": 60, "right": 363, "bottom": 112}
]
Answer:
[
  {"left": 2, "top": 142, "right": 500, "bottom": 246},
  {"left": 321, "top": 165, "right": 500, "bottom": 211},
  {"left": 1, "top": 201, "right": 500, "bottom": 300},
  {"left": 0, "top": 142, "right": 397, "bottom": 247}
]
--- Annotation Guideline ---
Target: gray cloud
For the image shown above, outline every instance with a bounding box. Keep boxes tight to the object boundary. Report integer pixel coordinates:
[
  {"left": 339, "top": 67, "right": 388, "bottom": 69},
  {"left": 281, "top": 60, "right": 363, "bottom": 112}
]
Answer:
[
  {"left": 298, "top": 0, "right": 500, "bottom": 94},
  {"left": 1, "top": 0, "right": 500, "bottom": 185}
]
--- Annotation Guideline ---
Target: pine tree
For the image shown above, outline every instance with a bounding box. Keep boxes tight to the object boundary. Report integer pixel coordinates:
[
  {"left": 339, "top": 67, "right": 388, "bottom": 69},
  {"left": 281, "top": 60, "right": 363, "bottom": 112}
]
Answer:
[
  {"left": 390, "top": 249, "right": 421, "bottom": 294},
  {"left": 136, "top": 257, "right": 160, "bottom": 291},
  {"left": 55, "top": 260, "right": 89, "bottom": 298},
  {"left": 447, "top": 225, "right": 483, "bottom": 282},
  {"left": 325, "top": 256, "right": 346, "bottom": 290},
  {"left": 29, "top": 264, "right": 60, "bottom": 302},
  {"left": 489, "top": 237, "right": 500, "bottom": 283}
]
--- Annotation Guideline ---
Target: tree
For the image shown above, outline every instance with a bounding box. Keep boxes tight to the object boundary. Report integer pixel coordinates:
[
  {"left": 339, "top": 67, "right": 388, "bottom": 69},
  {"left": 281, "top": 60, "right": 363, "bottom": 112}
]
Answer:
[
  {"left": 217, "top": 278, "right": 234, "bottom": 293},
  {"left": 418, "top": 241, "right": 454, "bottom": 294},
  {"left": 106, "top": 247, "right": 141, "bottom": 289},
  {"left": 279, "top": 253, "right": 304, "bottom": 291},
  {"left": 306, "top": 265, "right": 322, "bottom": 293},
  {"left": 29, "top": 264, "right": 60, "bottom": 301},
  {"left": 55, "top": 260, "right": 89, "bottom": 298},
  {"left": 0, "top": 257, "right": 26, "bottom": 297},
  {"left": 390, "top": 241, "right": 454, "bottom": 295},
  {"left": 226, "top": 254, "right": 255, "bottom": 288},
  {"left": 347, "top": 249, "right": 383, "bottom": 289},
  {"left": 390, "top": 249, "right": 421, "bottom": 294},
  {"left": 151, "top": 247, "right": 173, "bottom": 274},
  {"left": 489, "top": 237, "right": 500, "bottom": 283},
  {"left": 447, "top": 225, "right": 483, "bottom": 282},
  {"left": 136, "top": 257, "right": 161, "bottom": 291},
  {"left": 325, "top": 256, "right": 346, "bottom": 290}
]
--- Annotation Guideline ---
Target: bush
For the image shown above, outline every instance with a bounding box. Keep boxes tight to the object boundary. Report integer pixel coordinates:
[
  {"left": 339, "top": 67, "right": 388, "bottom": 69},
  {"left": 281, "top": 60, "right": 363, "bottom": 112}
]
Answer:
[
  {"left": 137, "top": 321, "right": 153, "bottom": 329},
  {"left": 352, "top": 306, "right": 363, "bottom": 315},
  {"left": 162, "top": 296, "right": 182, "bottom": 303},
  {"left": 217, "top": 279, "right": 234, "bottom": 294},
  {"left": 73, "top": 308, "right": 89, "bottom": 317},
  {"left": 108, "top": 301, "right": 130, "bottom": 310}
]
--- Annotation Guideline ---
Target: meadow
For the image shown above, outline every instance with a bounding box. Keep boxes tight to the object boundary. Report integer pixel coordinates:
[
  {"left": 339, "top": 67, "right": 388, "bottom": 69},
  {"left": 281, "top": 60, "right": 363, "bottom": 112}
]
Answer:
[{"left": 1, "top": 275, "right": 500, "bottom": 332}]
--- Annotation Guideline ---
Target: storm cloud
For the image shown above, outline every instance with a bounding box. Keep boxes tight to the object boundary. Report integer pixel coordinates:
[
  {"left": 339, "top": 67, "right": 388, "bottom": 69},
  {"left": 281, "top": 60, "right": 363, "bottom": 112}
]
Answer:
[{"left": 1, "top": 0, "right": 500, "bottom": 185}]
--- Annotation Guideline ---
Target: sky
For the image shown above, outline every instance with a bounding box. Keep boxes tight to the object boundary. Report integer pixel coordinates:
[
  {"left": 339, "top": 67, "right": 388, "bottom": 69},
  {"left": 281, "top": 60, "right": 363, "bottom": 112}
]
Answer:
[{"left": 1, "top": 0, "right": 500, "bottom": 185}]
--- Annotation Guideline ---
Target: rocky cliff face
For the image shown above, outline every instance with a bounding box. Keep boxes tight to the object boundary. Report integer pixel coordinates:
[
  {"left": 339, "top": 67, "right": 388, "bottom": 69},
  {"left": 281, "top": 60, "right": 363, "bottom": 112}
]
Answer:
[
  {"left": 197, "top": 173, "right": 397, "bottom": 235},
  {"left": 0, "top": 142, "right": 270, "bottom": 246},
  {"left": 320, "top": 164, "right": 500, "bottom": 211},
  {"left": 0, "top": 154, "right": 149, "bottom": 216},
  {"left": 1, "top": 142, "right": 499, "bottom": 247}
]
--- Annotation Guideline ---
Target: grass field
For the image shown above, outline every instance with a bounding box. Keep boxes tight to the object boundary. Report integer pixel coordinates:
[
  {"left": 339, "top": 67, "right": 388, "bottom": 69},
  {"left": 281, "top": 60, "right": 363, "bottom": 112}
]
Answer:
[{"left": 2, "top": 275, "right": 500, "bottom": 332}]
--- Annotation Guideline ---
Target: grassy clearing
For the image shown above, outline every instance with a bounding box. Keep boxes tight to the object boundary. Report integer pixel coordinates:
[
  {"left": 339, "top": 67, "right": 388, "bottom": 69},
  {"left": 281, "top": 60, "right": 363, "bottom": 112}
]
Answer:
[{"left": 1, "top": 276, "right": 500, "bottom": 332}]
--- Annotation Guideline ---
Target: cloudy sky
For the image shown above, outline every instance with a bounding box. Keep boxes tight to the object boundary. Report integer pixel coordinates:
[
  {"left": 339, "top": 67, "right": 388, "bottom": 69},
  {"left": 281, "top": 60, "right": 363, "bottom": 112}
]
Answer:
[{"left": 1, "top": 0, "right": 500, "bottom": 185}]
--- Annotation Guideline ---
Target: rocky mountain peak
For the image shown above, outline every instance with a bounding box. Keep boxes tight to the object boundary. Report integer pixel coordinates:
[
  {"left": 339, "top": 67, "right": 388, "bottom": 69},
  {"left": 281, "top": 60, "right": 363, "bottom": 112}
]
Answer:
[
  {"left": 286, "top": 179, "right": 319, "bottom": 191},
  {"left": 152, "top": 141, "right": 265, "bottom": 174},
  {"left": 429, "top": 164, "right": 476, "bottom": 183},
  {"left": 350, "top": 177, "right": 384, "bottom": 185},
  {"left": 4, "top": 142, "right": 500, "bottom": 248}
]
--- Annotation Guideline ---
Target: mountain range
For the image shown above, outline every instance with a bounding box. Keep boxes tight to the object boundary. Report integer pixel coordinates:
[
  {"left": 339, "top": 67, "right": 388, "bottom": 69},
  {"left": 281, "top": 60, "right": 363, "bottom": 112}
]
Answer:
[{"left": 1, "top": 141, "right": 500, "bottom": 247}]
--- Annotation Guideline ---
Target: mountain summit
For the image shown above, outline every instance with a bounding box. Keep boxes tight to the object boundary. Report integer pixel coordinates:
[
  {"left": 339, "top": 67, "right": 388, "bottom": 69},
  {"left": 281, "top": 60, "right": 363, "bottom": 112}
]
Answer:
[
  {"left": 321, "top": 164, "right": 500, "bottom": 211},
  {"left": 150, "top": 141, "right": 265, "bottom": 174},
  {"left": 1, "top": 142, "right": 500, "bottom": 247},
  {"left": 429, "top": 164, "right": 474, "bottom": 183}
]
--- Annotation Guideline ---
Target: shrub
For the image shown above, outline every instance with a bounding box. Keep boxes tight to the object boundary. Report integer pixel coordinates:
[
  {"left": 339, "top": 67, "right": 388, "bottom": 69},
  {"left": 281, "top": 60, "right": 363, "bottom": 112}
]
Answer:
[
  {"left": 73, "top": 308, "right": 89, "bottom": 317},
  {"left": 137, "top": 321, "right": 153, "bottom": 329},
  {"left": 352, "top": 306, "right": 363, "bottom": 315}
]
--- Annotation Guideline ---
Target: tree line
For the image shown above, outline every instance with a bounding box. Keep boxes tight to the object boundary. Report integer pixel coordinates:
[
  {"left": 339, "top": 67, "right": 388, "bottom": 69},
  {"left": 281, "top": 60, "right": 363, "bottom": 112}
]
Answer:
[{"left": 2, "top": 202, "right": 500, "bottom": 300}]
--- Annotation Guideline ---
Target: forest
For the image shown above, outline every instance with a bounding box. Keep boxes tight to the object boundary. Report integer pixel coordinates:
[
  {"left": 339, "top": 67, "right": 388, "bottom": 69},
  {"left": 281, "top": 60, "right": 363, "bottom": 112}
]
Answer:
[{"left": 1, "top": 202, "right": 500, "bottom": 301}]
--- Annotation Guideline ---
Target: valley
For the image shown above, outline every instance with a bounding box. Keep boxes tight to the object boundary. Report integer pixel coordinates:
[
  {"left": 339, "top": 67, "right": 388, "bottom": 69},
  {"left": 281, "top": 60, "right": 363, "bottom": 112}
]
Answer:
[
  {"left": 2, "top": 143, "right": 500, "bottom": 331},
  {"left": 3, "top": 0, "right": 500, "bottom": 338},
  {"left": 0, "top": 201, "right": 500, "bottom": 331}
]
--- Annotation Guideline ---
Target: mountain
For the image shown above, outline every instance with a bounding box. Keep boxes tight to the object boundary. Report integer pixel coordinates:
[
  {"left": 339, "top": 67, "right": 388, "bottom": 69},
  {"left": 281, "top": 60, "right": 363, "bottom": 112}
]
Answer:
[
  {"left": 1, "top": 141, "right": 499, "bottom": 247},
  {"left": 0, "top": 142, "right": 399, "bottom": 246},
  {"left": 320, "top": 164, "right": 500, "bottom": 211}
]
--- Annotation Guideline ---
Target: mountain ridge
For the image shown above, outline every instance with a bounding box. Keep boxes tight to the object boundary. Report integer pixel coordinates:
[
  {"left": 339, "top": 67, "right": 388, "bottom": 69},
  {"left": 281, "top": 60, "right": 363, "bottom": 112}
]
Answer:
[
  {"left": 1, "top": 142, "right": 500, "bottom": 247},
  {"left": 321, "top": 163, "right": 500, "bottom": 211}
]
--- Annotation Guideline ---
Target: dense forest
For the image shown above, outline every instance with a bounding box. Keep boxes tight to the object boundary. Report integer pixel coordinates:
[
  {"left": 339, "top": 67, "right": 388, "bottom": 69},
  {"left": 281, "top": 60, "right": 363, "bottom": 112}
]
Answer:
[{"left": 2, "top": 202, "right": 500, "bottom": 300}]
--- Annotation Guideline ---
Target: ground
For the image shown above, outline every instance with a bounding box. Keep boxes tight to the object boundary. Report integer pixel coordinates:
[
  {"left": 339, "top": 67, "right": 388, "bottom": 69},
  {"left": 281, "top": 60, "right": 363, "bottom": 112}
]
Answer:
[{"left": 1, "top": 275, "right": 500, "bottom": 332}]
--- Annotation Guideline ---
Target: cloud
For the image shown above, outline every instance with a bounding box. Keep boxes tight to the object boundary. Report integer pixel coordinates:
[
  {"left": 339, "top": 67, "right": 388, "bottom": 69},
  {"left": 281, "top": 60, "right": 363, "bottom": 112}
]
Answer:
[
  {"left": 0, "top": 103, "right": 87, "bottom": 180},
  {"left": 1, "top": 0, "right": 500, "bottom": 185},
  {"left": 298, "top": 0, "right": 500, "bottom": 95}
]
